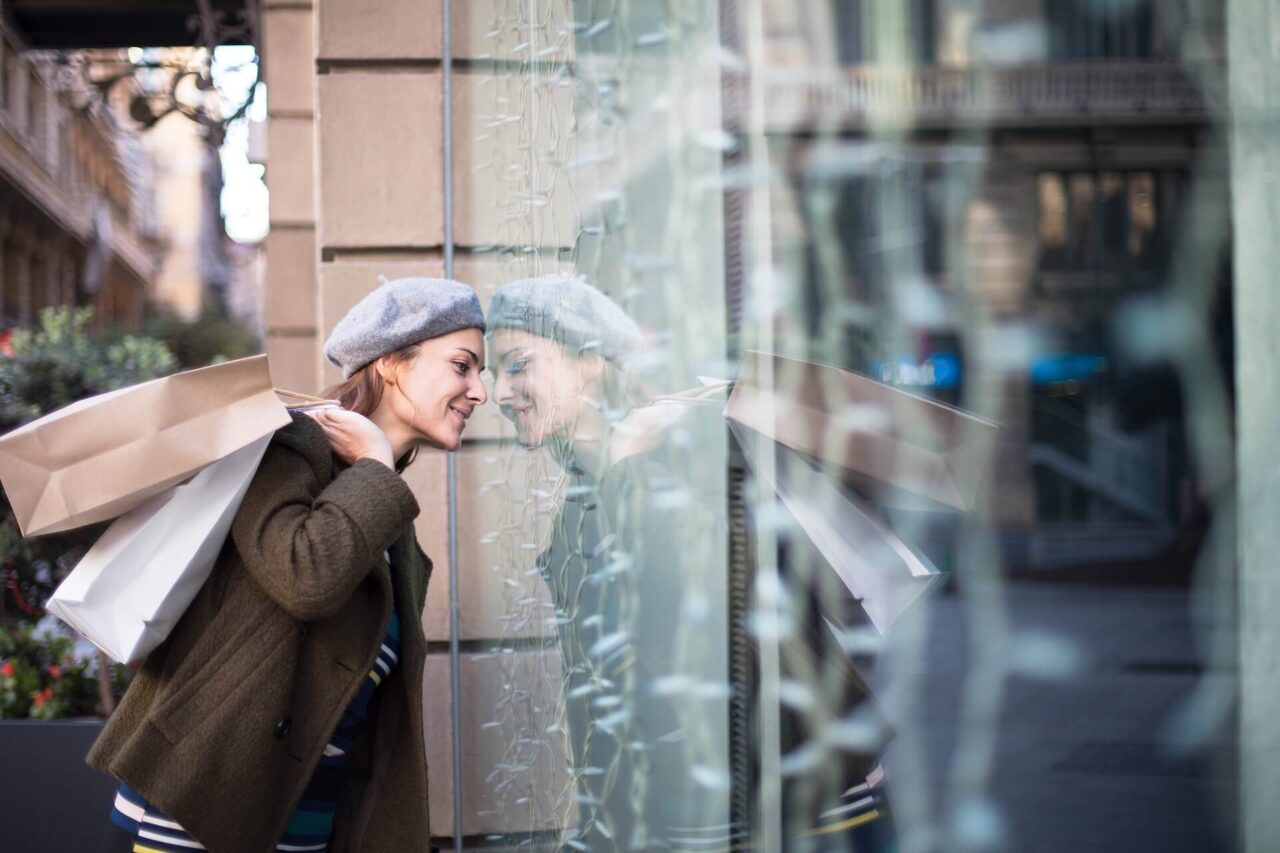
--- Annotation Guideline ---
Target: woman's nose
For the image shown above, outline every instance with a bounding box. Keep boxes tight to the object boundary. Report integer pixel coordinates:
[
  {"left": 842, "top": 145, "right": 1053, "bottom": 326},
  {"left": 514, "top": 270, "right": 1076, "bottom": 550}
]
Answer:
[
  {"left": 470, "top": 372, "right": 490, "bottom": 406},
  {"left": 492, "top": 371, "right": 512, "bottom": 404}
]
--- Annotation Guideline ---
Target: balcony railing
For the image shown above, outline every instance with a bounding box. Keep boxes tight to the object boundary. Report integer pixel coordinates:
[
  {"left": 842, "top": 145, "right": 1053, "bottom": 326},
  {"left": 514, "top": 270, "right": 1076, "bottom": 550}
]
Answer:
[{"left": 754, "top": 62, "right": 1214, "bottom": 131}]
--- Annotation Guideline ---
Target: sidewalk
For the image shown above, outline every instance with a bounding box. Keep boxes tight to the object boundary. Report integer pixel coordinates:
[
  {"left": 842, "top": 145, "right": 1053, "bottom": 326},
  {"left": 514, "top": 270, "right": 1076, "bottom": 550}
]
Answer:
[{"left": 877, "top": 578, "right": 1236, "bottom": 852}]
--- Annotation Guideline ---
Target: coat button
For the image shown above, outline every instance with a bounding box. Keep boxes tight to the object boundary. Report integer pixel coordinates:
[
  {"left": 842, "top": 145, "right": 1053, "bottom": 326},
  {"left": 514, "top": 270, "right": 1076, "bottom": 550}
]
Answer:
[
  {"left": 299, "top": 624, "right": 308, "bottom": 639},
  {"left": 274, "top": 717, "right": 291, "bottom": 739}
]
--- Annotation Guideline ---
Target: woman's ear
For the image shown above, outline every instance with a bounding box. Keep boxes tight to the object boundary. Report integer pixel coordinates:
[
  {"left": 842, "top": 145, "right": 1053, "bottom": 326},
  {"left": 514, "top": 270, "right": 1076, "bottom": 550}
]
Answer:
[
  {"left": 374, "top": 355, "right": 399, "bottom": 387},
  {"left": 580, "top": 352, "right": 608, "bottom": 384}
]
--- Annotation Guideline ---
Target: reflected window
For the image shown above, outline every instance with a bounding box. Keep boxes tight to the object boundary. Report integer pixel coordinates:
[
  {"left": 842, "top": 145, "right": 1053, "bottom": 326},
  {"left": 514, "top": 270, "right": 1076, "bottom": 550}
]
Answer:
[
  {"left": 833, "top": 0, "right": 937, "bottom": 65},
  {"left": 1128, "top": 172, "right": 1157, "bottom": 263},
  {"left": 1039, "top": 173, "right": 1068, "bottom": 261},
  {"left": 1037, "top": 169, "right": 1182, "bottom": 278},
  {"left": 1069, "top": 172, "right": 1096, "bottom": 269},
  {"left": 1047, "top": 0, "right": 1157, "bottom": 60}
]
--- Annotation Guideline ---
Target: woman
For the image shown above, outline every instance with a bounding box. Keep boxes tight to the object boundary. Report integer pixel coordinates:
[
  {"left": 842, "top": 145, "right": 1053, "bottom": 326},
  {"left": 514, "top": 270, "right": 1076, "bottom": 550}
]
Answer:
[
  {"left": 487, "top": 275, "right": 896, "bottom": 851},
  {"left": 90, "top": 276, "right": 488, "bottom": 853}
]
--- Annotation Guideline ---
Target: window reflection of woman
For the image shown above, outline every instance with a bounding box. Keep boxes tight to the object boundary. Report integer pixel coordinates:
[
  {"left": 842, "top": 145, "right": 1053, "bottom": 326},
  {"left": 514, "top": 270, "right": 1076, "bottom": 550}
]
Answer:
[
  {"left": 488, "top": 275, "right": 706, "bottom": 852},
  {"left": 488, "top": 275, "right": 898, "bottom": 851}
]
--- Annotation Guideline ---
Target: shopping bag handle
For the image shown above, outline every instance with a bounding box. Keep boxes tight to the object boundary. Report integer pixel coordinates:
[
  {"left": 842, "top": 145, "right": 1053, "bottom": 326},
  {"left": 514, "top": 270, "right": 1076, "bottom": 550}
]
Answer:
[
  {"left": 274, "top": 388, "right": 342, "bottom": 411},
  {"left": 651, "top": 379, "right": 734, "bottom": 405}
]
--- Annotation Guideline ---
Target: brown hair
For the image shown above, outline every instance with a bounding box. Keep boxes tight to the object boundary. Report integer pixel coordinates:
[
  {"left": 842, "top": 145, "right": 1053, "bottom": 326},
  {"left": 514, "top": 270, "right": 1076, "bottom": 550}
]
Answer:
[{"left": 321, "top": 344, "right": 421, "bottom": 470}]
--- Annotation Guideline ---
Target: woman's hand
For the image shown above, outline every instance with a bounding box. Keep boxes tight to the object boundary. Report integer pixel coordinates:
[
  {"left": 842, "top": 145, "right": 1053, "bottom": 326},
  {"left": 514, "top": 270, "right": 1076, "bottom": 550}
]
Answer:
[
  {"left": 609, "top": 402, "right": 687, "bottom": 466},
  {"left": 307, "top": 407, "right": 396, "bottom": 469}
]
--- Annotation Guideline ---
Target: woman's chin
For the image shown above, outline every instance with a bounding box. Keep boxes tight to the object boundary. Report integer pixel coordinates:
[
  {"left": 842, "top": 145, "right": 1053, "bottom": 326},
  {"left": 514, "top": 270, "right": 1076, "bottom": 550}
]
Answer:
[
  {"left": 514, "top": 428, "right": 543, "bottom": 449},
  {"left": 418, "top": 428, "right": 463, "bottom": 452}
]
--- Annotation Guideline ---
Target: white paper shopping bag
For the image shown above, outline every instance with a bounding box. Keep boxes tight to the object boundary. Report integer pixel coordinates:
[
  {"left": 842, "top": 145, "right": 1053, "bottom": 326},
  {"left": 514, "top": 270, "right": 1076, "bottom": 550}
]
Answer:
[
  {"left": 730, "top": 420, "right": 941, "bottom": 635},
  {"left": 46, "top": 434, "right": 272, "bottom": 663}
]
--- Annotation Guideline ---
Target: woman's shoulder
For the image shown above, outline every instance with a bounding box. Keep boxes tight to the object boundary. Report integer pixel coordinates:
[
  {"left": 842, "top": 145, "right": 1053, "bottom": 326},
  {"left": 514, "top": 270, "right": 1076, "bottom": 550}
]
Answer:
[
  {"left": 273, "top": 410, "right": 326, "bottom": 448},
  {"left": 265, "top": 411, "right": 335, "bottom": 475}
]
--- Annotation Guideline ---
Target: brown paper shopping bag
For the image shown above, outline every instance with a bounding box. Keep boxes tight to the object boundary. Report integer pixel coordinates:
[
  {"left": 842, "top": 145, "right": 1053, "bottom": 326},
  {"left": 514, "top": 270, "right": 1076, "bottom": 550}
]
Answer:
[
  {"left": 724, "top": 349, "right": 998, "bottom": 511},
  {"left": 0, "top": 354, "right": 290, "bottom": 537}
]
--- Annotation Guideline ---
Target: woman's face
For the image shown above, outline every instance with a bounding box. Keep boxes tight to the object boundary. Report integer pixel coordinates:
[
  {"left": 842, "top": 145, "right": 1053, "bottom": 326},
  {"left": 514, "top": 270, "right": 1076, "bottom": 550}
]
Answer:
[
  {"left": 491, "top": 328, "right": 602, "bottom": 449},
  {"left": 381, "top": 327, "right": 488, "bottom": 451}
]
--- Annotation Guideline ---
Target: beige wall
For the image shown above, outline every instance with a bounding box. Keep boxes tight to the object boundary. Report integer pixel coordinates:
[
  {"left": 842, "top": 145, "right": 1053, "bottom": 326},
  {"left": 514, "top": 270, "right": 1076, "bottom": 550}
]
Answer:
[
  {"left": 261, "top": 0, "right": 579, "bottom": 843},
  {"left": 262, "top": 0, "right": 319, "bottom": 394}
]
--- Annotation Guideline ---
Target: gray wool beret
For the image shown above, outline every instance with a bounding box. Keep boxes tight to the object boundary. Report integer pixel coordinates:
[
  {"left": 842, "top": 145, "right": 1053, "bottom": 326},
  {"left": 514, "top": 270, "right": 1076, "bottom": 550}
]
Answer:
[
  {"left": 486, "top": 275, "right": 646, "bottom": 370},
  {"left": 324, "top": 276, "right": 486, "bottom": 378}
]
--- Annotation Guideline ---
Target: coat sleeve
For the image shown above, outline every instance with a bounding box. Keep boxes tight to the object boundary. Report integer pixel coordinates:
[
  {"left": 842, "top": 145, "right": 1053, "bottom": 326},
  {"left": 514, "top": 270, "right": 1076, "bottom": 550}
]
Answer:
[{"left": 230, "top": 421, "right": 420, "bottom": 621}]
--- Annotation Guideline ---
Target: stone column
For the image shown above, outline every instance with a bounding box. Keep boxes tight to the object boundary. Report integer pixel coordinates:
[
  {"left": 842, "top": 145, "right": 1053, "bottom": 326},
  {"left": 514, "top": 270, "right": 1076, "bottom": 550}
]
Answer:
[{"left": 261, "top": 0, "right": 320, "bottom": 393}]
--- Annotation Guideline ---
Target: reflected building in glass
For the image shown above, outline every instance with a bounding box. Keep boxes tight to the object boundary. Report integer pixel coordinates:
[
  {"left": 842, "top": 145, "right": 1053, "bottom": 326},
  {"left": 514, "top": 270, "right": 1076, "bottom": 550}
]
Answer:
[{"left": 758, "top": 0, "right": 1225, "bottom": 575}]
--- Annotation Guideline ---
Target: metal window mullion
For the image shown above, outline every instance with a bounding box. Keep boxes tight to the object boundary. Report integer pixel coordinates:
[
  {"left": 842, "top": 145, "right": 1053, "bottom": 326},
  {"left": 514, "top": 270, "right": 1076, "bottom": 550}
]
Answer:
[{"left": 441, "top": 0, "right": 464, "bottom": 849}]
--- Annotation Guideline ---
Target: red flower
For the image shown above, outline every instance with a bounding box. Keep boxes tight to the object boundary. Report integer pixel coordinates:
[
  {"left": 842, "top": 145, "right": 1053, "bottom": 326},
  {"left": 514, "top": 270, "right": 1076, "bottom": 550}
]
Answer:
[
  {"left": 0, "top": 661, "right": 13, "bottom": 678},
  {"left": 32, "top": 686, "right": 53, "bottom": 707},
  {"left": 47, "top": 665, "right": 61, "bottom": 679}
]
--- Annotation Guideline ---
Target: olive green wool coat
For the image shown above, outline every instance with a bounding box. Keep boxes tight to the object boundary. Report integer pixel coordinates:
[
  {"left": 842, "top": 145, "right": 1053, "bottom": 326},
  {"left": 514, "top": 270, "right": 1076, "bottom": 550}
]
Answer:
[{"left": 87, "top": 414, "right": 433, "bottom": 853}]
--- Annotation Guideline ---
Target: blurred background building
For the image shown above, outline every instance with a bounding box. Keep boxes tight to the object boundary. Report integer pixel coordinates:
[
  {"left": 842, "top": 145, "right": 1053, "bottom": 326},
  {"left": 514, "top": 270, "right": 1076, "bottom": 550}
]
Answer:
[
  {"left": 0, "top": 12, "right": 262, "bottom": 337},
  {"left": 757, "top": 2, "right": 1227, "bottom": 575},
  {"left": 0, "top": 39, "right": 157, "bottom": 330}
]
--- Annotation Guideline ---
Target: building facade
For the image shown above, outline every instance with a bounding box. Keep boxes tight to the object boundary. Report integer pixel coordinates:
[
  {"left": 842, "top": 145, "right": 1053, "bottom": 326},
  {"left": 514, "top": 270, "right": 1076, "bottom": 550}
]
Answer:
[{"left": 0, "top": 39, "right": 158, "bottom": 331}]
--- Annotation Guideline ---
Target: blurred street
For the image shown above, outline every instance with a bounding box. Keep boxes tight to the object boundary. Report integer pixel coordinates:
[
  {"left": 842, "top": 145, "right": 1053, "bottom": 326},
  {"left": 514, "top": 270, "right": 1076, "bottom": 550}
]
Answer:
[{"left": 880, "top": 577, "right": 1236, "bottom": 852}]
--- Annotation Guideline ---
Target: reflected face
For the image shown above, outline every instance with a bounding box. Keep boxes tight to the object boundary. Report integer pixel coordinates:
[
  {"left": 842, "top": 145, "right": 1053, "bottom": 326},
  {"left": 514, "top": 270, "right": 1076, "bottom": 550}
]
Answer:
[
  {"left": 382, "top": 327, "right": 488, "bottom": 451},
  {"left": 490, "top": 328, "right": 602, "bottom": 448}
]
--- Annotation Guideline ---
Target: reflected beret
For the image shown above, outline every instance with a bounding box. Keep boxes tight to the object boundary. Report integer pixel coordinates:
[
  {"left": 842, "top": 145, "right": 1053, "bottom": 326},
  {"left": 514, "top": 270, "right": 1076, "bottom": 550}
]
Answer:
[
  {"left": 486, "top": 275, "right": 645, "bottom": 371},
  {"left": 324, "top": 276, "right": 486, "bottom": 378}
]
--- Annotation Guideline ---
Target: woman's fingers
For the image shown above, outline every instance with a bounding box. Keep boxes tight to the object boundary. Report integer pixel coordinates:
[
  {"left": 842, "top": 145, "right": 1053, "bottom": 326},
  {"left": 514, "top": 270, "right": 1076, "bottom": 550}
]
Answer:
[{"left": 305, "top": 408, "right": 395, "bottom": 468}]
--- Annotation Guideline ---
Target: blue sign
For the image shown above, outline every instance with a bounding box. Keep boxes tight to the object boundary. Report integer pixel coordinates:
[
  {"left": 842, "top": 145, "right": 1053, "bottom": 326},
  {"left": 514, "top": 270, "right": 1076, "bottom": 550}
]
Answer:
[
  {"left": 1030, "top": 353, "right": 1107, "bottom": 386},
  {"left": 873, "top": 353, "right": 961, "bottom": 389}
]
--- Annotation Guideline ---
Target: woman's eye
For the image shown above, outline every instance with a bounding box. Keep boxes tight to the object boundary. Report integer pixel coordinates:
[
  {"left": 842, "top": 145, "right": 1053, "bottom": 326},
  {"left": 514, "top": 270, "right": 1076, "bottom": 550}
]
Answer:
[
  {"left": 505, "top": 360, "right": 527, "bottom": 375},
  {"left": 453, "top": 362, "right": 468, "bottom": 375}
]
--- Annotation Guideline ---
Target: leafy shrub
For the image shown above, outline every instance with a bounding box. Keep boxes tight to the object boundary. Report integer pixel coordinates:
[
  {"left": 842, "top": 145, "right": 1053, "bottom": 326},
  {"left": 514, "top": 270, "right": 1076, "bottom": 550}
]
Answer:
[
  {"left": 0, "top": 307, "right": 176, "bottom": 432},
  {"left": 0, "top": 307, "right": 176, "bottom": 717},
  {"left": 0, "top": 622, "right": 127, "bottom": 719}
]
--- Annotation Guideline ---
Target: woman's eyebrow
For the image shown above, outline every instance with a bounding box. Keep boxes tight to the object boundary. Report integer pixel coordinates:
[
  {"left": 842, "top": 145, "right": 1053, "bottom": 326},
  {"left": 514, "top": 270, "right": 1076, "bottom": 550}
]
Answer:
[{"left": 454, "top": 347, "right": 481, "bottom": 365}]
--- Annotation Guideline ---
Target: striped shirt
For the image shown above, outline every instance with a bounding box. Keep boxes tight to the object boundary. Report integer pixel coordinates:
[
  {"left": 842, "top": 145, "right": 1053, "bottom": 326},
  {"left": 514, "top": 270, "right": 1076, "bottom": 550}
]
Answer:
[{"left": 109, "top": 611, "right": 402, "bottom": 852}]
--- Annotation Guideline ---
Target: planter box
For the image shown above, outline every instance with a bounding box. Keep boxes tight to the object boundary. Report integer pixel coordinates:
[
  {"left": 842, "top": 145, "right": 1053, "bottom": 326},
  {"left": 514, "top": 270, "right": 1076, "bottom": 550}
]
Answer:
[{"left": 0, "top": 719, "right": 115, "bottom": 852}]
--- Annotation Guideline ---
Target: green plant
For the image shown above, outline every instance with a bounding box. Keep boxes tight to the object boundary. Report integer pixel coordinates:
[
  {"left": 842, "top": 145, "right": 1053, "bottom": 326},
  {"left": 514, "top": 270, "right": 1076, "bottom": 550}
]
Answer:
[
  {"left": 0, "top": 306, "right": 176, "bottom": 717},
  {"left": 0, "top": 623, "right": 128, "bottom": 719},
  {"left": 0, "top": 307, "right": 177, "bottom": 432}
]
